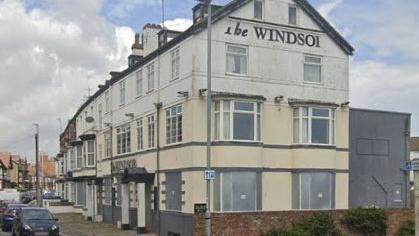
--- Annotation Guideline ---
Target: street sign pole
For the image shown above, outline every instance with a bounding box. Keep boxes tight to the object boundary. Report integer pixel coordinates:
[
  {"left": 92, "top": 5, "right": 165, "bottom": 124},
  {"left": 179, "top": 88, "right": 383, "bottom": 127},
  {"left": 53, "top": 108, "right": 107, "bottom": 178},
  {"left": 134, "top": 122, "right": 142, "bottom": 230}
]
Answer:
[{"left": 412, "top": 158, "right": 419, "bottom": 236}]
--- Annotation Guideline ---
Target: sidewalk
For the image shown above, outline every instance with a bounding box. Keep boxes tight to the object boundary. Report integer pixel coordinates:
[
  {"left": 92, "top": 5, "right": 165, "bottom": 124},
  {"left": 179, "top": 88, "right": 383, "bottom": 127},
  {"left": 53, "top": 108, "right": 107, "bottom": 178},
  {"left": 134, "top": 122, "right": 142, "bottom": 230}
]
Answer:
[{"left": 55, "top": 213, "right": 152, "bottom": 236}]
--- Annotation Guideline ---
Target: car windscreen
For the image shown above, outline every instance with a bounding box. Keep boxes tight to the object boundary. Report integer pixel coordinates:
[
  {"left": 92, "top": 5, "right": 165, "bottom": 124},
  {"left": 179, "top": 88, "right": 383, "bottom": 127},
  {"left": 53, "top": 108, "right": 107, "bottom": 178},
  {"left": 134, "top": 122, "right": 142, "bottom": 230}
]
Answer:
[{"left": 22, "top": 210, "right": 53, "bottom": 220}]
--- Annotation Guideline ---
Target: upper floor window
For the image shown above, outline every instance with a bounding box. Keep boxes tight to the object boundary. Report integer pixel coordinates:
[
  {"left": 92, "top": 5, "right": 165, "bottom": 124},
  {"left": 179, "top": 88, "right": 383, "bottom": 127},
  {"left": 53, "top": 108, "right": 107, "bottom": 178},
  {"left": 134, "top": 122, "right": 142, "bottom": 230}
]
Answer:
[
  {"left": 226, "top": 44, "right": 248, "bottom": 75},
  {"left": 293, "top": 107, "right": 335, "bottom": 145},
  {"left": 304, "top": 55, "right": 322, "bottom": 83},
  {"left": 104, "top": 131, "right": 112, "bottom": 158},
  {"left": 86, "top": 140, "right": 95, "bottom": 166},
  {"left": 166, "top": 105, "right": 183, "bottom": 144},
  {"left": 119, "top": 80, "right": 126, "bottom": 106},
  {"left": 136, "top": 70, "right": 143, "bottom": 97},
  {"left": 105, "top": 91, "right": 110, "bottom": 113},
  {"left": 289, "top": 5, "right": 297, "bottom": 25},
  {"left": 171, "top": 48, "right": 180, "bottom": 80},
  {"left": 137, "top": 119, "right": 144, "bottom": 150},
  {"left": 69, "top": 148, "right": 75, "bottom": 170},
  {"left": 147, "top": 63, "right": 155, "bottom": 92},
  {"left": 116, "top": 124, "right": 131, "bottom": 154},
  {"left": 254, "top": 0, "right": 263, "bottom": 20},
  {"left": 98, "top": 104, "right": 103, "bottom": 130},
  {"left": 147, "top": 115, "right": 155, "bottom": 148},
  {"left": 76, "top": 145, "right": 82, "bottom": 169},
  {"left": 214, "top": 100, "right": 261, "bottom": 141}
]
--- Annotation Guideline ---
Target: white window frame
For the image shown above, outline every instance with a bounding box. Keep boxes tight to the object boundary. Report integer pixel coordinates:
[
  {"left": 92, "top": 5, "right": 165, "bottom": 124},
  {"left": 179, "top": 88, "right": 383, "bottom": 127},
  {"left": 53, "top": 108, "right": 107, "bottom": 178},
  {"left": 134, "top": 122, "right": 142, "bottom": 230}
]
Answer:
[
  {"left": 147, "top": 63, "right": 155, "bottom": 92},
  {"left": 254, "top": 0, "right": 264, "bottom": 20},
  {"left": 137, "top": 119, "right": 144, "bottom": 150},
  {"left": 288, "top": 4, "right": 298, "bottom": 25},
  {"left": 86, "top": 140, "right": 95, "bottom": 167},
  {"left": 147, "top": 115, "right": 155, "bottom": 148},
  {"left": 98, "top": 103, "right": 103, "bottom": 130},
  {"left": 214, "top": 100, "right": 261, "bottom": 142},
  {"left": 105, "top": 91, "right": 110, "bottom": 113},
  {"left": 116, "top": 124, "right": 131, "bottom": 155},
  {"left": 119, "top": 80, "right": 126, "bottom": 106},
  {"left": 166, "top": 104, "right": 183, "bottom": 145},
  {"left": 293, "top": 107, "right": 335, "bottom": 145},
  {"left": 69, "top": 148, "right": 75, "bottom": 170},
  {"left": 136, "top": 70, "right": 143, "bottom": 97},
  {"left": 104, "top": 131, "right": 112, "bottom": 158},
  {"left": 76, "top": 145, "right": 82, "bottom": 169},
  {"left": 219, "top": 172, "right": 258, "bottom": 212},
  {"left": 303, "top": 55, "right": 322, "bottom": 83},
  {"left": 171, "top": 48, "right": 180, "bottom": 80},
  {"left": 226, "top": 44, "right": 248, "bottom": 76},
  {"left": 299, "top": 172, "right": 332, "bottom": 210}
]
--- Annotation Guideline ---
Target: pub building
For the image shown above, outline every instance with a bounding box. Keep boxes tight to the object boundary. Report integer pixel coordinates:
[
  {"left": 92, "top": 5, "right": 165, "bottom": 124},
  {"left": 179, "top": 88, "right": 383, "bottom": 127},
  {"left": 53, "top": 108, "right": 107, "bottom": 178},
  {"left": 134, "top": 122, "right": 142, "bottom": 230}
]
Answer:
[{"left": 55, "top": 0, "right": 354, "bottom": 234}]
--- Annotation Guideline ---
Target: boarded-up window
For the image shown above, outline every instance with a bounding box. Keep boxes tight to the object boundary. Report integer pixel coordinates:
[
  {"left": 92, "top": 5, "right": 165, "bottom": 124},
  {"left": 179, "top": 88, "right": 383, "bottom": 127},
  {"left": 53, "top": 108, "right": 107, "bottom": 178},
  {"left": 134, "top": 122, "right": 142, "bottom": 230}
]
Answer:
[{"left": 356, "top": 138, "right": 389, "bottom": 156}]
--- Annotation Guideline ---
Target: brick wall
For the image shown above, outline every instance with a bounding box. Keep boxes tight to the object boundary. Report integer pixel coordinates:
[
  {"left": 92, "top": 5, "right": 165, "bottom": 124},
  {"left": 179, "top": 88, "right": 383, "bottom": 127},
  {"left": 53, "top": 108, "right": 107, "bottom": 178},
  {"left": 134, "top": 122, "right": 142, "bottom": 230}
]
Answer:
[{"left": 193, "top": 209, "right": 414, "bottom": 236}]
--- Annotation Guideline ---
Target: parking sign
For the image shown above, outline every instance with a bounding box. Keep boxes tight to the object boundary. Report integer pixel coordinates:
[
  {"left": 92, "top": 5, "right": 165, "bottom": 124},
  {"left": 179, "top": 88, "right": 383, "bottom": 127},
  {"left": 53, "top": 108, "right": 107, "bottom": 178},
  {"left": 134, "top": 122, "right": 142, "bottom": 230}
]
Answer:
[{"left": 204, "top": 170, "right": 216, "bottom": 180}]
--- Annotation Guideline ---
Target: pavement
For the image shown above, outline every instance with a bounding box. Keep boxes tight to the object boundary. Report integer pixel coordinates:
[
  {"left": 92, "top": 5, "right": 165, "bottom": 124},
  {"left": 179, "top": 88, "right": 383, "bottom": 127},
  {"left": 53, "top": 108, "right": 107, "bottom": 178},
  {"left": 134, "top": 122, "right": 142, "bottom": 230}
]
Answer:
[{"left": 0, "top": 213, "right": 156, "bottom": 236}]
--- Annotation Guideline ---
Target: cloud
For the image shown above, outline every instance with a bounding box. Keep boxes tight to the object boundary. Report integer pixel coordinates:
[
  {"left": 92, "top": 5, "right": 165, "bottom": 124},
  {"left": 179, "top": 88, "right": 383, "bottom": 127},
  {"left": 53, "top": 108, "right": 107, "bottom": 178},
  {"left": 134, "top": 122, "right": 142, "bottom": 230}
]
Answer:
[
  {"left": 103, "top": 0, "right": 160, "bottom": 19},
  {"left": 317, "top": 0, "right": 343, "bottom": 20},
  {"left": 163, "top": 18, "right": 193, "bottom": 32},
  {"left": 0, "top": 0, "right": 134, "bottom": 159}
]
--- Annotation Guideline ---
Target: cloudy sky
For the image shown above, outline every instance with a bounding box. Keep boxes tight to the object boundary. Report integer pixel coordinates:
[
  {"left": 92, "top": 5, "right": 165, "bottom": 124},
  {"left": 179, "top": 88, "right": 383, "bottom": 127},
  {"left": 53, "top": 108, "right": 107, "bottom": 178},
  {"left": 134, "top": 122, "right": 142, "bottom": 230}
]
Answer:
[{"left": 0, "top": 0, "right": 418, "bottom": 160}]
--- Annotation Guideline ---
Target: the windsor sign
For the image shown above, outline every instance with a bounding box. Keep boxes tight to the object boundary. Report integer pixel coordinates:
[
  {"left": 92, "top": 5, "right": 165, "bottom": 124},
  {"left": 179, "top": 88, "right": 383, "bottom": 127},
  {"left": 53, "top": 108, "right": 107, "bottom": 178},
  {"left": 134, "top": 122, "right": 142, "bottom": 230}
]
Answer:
[{"left": 225, "top": 22, "right": 320, "bottom": 48}]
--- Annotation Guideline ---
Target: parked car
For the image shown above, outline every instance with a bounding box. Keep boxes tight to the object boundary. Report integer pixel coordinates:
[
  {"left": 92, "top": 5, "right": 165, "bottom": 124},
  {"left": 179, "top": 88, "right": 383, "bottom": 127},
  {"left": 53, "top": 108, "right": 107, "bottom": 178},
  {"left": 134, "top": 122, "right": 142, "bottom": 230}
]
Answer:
[
  {"left": 2, "top": 204, "right": 28, "bottom": 232},
  {"left": 12, "top": 207, "right": 59, "bottom": 236}
]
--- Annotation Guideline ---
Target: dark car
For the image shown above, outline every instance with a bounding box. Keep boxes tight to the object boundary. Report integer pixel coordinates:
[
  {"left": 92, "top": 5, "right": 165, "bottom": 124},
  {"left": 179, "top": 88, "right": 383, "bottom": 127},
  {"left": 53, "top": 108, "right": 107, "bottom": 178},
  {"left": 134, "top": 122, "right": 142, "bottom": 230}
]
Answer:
[
  {"left": 2, "top": 204, "right": 28, "bottom": 232},
  {"left": 12, "top": 207, "right": 59, "bottom": 236}
]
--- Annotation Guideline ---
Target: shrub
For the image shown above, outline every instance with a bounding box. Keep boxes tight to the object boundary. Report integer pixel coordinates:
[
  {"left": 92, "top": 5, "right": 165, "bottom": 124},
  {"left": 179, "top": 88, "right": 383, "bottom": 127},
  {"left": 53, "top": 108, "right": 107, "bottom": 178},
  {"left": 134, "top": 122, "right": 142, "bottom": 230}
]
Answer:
[
  {"left": 262, "top": 229, "right": 309, "bottom": 236},
  {"left": 343, "top": 207, "right": 387, "bottom": 235},
  {"left": 397, "top": 219, "right": 414, "bottom": 236}
]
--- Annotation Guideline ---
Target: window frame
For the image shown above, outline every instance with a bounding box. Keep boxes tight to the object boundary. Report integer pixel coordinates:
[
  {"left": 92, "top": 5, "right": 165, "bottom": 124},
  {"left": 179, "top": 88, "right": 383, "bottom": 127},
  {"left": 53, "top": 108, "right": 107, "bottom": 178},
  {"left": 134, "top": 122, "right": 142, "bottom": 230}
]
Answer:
[
  {"left": 293, "top": 106, "right": 336, "bottom": 145},
  {"left": 105, "top": 91, "right": 110, "bottom": 114},
  {"left": 86, "top": 140, "right": 95, "bottom": 167},
  {"left": 147, "top": 62, "right": 155, "bottom": 92},
  {"left": 214, "top": 100, "right": 261, "bottom": 142},
  {"left": 219, "top": 171, "right": 258, "bottom": 212},
  {"left": 119, "top": 80, "right": 126, "bottom": 106},
  {"left": 116, "top": 123, "right": 131, "bottom": 155},
  {"left": 104, "top": 131, "right": 112, "bottom": 158},
  {"left": 166, "top": 104, "right": 183, "bottom": 145},
  {"left": 288, "top": 4, "right": 298, "bottom": 25},
  {"left": 299, "top": 172, "right": 332, "bottom": 210},
  {"left": 254, "top": 0, "right": 264, "bottom": 20},
  {"left": 136, "top": 70, "right": 143, "bottom": 98},
  {"left": 303, "top": 55, "right": 323, "bottom": 83},
  {"left": 147, "top": 115, "right": 156, "bottom": 148},
  {"left": 225, "top": 44, "right": 249, "bottom": 76},
  {"left": 171, "top": 47, "right": 180, "bottom": 80},
  {"left": 76, "top": 145, "right": 82, "bottom": 169},
  {"left": 137, "top": 119, "right": 144, "bottom": 151}
]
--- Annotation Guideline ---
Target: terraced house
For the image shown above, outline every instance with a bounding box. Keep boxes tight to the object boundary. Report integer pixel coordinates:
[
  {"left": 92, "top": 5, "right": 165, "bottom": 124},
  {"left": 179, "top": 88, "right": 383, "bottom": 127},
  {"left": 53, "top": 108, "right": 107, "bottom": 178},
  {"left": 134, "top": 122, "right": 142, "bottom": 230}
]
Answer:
[{"left": 56, "top": 0, "right": 354, "bottom": 234}]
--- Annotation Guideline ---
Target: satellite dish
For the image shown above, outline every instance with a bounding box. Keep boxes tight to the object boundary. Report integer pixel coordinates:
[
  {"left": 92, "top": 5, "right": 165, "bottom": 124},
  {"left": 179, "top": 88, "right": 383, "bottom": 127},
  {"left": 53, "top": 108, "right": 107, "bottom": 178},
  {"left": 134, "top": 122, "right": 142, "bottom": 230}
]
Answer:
[{"left": 85, "top": 116, "right": 94, "bottom": 123}]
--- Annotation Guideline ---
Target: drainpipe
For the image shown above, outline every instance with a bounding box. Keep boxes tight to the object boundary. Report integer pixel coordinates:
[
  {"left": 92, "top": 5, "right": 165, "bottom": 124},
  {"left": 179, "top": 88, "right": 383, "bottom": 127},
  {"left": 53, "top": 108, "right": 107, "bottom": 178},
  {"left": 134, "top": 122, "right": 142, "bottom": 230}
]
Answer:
[
  {"left": 404, "top": 117, "right": 411, "bottom": 208},
  {"left": 154, "top": 102, "right": 162, "bottom": 235}
]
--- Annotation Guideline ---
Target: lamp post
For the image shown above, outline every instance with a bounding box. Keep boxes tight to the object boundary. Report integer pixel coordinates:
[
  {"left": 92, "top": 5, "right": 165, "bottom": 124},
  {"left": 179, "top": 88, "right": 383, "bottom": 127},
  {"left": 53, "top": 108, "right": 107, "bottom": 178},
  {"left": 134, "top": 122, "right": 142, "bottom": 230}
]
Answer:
[{"left": 33, "top": 123, "right": 41, "bottom": 207}]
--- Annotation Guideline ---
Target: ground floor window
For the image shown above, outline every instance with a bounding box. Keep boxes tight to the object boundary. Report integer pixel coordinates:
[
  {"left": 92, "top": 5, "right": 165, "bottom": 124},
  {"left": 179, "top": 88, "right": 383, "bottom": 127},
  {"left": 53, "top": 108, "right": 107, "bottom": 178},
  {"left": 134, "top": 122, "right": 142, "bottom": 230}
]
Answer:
[
  {"left": 217, "top": 172, "right": 260, "bottom": 212},
  {"left": 165, "top": 172, "right": 182, "bottom": 211},
  {"left": 299, "top": 172, "right": 333, "bottom": 210},
  {"left": 102, "top": 178, "right": 112, "bottom": 205}
]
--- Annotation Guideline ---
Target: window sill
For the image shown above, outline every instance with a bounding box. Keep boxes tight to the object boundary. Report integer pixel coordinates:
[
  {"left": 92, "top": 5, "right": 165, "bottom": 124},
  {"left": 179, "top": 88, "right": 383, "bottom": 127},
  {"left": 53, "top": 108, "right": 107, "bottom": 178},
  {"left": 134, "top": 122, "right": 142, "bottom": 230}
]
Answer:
[
  {"left": 302, "top": 81, "right": 324, "bottom": 86},
  {"left": 225, "top": 72, "right": 248, "bottom": 78},
  {"left": 146, "top": 89, "right": 154, "bottom": 94}
]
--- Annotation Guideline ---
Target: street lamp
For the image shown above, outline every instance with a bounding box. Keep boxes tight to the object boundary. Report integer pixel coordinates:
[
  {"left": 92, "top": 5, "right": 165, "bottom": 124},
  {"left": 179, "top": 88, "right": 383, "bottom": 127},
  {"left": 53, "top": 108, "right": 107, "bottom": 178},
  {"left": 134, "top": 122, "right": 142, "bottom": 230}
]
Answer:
[{"left": 33, "top": 123, "right": 41, "bottom": 206}]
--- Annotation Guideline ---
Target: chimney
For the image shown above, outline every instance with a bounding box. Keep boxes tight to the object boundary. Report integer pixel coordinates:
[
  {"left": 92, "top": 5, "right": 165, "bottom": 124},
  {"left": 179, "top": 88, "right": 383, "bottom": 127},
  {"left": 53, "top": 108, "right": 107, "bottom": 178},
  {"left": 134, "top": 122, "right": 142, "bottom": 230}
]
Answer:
[
  {"left": 142, "top": 23, "right": 162, "bottom": 56},
  {"left": 193, "top": 3, "right": 223, "bottom": 24},
  {"left": 128, "top": 33, "right": 144, "bottom": 67}
]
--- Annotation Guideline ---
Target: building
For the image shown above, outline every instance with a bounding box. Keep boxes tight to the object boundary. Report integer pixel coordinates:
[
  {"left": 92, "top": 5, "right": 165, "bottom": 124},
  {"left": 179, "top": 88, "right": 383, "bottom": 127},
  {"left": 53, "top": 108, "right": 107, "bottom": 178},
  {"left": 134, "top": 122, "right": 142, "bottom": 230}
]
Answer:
[
  {"left": 0, "top": 152, "right": 28, "bottom": 189},
  {"left": 349, "top": 108, "right": 411, "bottom": 209},
  {"left": 57, "top": 0, "right": 354, "bottom": 234},
  {"left": 0, "top": 160, "right": 11, "bottom": 190},
  {"left": 29, "top": 153, "right": 57, "bottom": 193}
]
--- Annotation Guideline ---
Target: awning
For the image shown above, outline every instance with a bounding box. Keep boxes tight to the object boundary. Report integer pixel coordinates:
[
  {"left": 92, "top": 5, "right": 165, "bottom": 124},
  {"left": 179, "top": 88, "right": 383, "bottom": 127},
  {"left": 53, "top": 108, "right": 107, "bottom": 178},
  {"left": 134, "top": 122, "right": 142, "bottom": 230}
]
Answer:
[{"left": 121, "top": 167, "right": 155, "bottom": 184}]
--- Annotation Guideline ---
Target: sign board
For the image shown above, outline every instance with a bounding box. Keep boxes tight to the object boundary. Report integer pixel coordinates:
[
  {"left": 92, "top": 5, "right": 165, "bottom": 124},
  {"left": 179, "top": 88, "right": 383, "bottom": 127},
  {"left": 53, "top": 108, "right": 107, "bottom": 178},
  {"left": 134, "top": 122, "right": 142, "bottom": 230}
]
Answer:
[
  {"left": 405, "top": 160, "right": 413, "bottom": 171},
  {"left": 204, "top": 170, "right": 216, "bottom": 180},
  {"left": 194, "top": 203, "right": 207, "bottom": 214},
  {"left": 111, "top": 159, "right": 137, "bottom": 174}
]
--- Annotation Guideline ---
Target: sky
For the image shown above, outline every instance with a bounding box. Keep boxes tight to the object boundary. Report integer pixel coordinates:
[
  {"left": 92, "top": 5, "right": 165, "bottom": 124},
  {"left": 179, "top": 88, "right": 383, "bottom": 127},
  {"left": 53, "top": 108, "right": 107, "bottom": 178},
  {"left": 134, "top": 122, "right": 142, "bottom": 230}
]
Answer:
[{"left": 0, "top": 0, "right": 418, "bottom": 160}]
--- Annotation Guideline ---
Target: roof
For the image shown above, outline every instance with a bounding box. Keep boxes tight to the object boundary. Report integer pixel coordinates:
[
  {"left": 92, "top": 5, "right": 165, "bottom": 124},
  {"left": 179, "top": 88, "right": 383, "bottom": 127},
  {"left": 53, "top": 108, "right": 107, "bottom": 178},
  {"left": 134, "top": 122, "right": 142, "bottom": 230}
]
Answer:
[
  {"left": 411, "top": 137, "right": 419, "bottom": 151},
  {"left": 60, "top": 0, "right": 354, "bottom": 137}
]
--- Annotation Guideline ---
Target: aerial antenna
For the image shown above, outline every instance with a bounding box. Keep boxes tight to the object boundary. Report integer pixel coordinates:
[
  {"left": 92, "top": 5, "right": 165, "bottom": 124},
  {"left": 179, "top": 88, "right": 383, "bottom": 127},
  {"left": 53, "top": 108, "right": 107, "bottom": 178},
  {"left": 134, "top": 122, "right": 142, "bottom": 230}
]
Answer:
[{"left": 162, "top": 0, "right": 165, "bottom": 29}]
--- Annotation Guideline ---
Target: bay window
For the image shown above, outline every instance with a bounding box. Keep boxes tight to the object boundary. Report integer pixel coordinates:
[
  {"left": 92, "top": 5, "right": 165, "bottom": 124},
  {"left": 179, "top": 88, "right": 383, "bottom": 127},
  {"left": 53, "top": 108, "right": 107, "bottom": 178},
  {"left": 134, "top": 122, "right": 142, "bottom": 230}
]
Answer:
[
  {"left": 293, "top": 107, "right": 335, "bottom": 145},
  {"left": 299, "top": 172, "right": 332, "bottom": 209},
  {"left": 116, "top": 124, "right": 131, "bottom": 154},
  {"left": 166, "top": 105, "right": 182, "bottom": 144},
  {"left": 214, "top": 100, "right": 261, "bottom": 141},
  {"left": 226, "top": 44, "right": 248, "bottom": 75}
]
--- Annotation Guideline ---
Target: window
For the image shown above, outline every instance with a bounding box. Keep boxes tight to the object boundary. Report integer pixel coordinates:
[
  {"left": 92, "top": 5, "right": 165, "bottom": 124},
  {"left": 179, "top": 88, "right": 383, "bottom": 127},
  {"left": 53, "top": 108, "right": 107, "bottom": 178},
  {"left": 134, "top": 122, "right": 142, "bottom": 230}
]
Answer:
[
  {"left": 166, "top": 105, "right": 183, "bottom": 144},
  {"left": 171, "top": 48, "right": 180, "bottom": 80},
  {"left": 82, "top": 144, "right": 87, "bottom": 167},
  {"left": 98, "top": 104, "right": 102, "bottom": 130},
  {"left": 136, "top": 70, "right": 143, "bottom": 97},
  {"left": 137, "top": 119, "right": 144, "bottom": 150},
  {"left": 116, "top": 124, "right": 131, "bottom": 155},
  {"left": 147, "top": 115, "right": 155, "bottom": 148},
  {"left": 289, "top": 5, "right": 297, "bottom": 25},
  {"left": 220, "top": 172, "right": 258, "bottom": 212},
  {"left": 102, "top": 178, "right": 112, "bottom": 205},
  {"left": 293, "top": 107, "right": 335, "bottom": 145},
  {"left": 165, "top": 172, "right": 182, "bottom": 211},
  {"left": 214, "top": 100, "right": 261, "bottom": 141},
  {"left": 147, "top": 63, "right": 155, "bottom": 92},
  {"left": 104, "top": 131, "right": 112, "bottom": 158},
  {"left": 226, "top": 44, "right": 248, "bottom": 75},
  {"left": 254, "top": 0, "right": 263, "bottom": 19},
  {"left": 304, "top": 56, "right": 322, "bottom": 83},
  {"left": 300, "top": 173, "right": 332, "bottom": 209},
  {"left": 76, "top": 145, "right": 82, "bottom": 169},
  {"left": 105, "top": 91, "right": 110, "bottom": 113},
  {"left": 119, "top": 80, "right": 126, "bottom": 105},
  {"left": 70, "top": 148, "right": 75, "bottom": 170},
  {"left": 86, "top": 140, "right": 95, "bottom": 166}
]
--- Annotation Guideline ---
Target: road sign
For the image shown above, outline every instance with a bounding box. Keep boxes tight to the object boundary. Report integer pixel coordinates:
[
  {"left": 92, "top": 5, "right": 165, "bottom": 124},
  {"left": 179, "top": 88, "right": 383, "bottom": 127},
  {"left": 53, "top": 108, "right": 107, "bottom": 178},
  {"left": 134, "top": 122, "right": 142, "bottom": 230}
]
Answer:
[
  {"left": 194, "top": 203, "right": 207, "bottom": 214},
  {"left": 204, "top": 170, "right": 216, "bottom": 180},
  {"left": 405, "top": 160, "right": 413, "bottom": 171}
]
